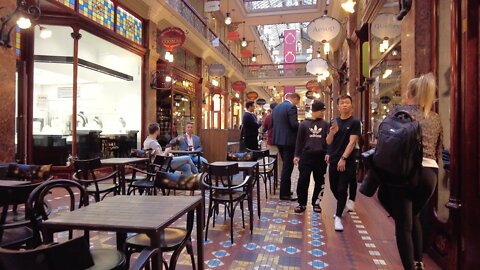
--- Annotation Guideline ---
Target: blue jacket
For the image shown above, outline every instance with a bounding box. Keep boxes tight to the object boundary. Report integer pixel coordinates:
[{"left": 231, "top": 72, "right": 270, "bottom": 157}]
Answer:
[
  {"left": 170, "top": 134, "right": 203, "bottom": 151},
  {"left": 272, "top": 100, "right": 299, "bottom": 146}
]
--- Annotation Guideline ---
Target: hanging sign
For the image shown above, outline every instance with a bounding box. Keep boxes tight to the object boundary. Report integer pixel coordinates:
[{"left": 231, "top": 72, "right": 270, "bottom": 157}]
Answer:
[
  {"left": 158, "top": 27, "right": 186, "bottom": 52},
  {"left": 246, "top": 91, "right": 258, "bottom": 100},
  {"left": 204, "top": 1, "right": 220, "bottom": 12},
  {"left": 227, "top": 31, "right": 240, "bottom": 41},
  {"left": 256, "top": 98, "right": 266, "bottom": 106},
  {"left": 240, "top": 49, "right": 252, "bottom": 58},
  {"left": 307, "top": 16, "right": 342, "bottom": 42},
  {"left": 305, "top": 80, "right": 321, "bottom": 91},
  {"left": 231, "top": 81, "right": 246, "bottom": 93},
  {"left": 283, "top": 29, "right": 297, "bottom": 64},
  {"left": 208, "top": 63, "right": 226, "bottom": 77},
  {"left": 371, "top": 13, "right": 401, "bottom": 39}
]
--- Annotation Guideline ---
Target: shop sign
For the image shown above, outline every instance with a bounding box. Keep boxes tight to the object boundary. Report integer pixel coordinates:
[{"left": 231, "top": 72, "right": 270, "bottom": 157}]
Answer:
[
  {"left": 305, "top": 80, "right": 321, "bottom": 91},
  {"left": 208, "top": 63, "right": 226, "bottom": 77},
  {"left": 227, "top": 31, "right": 240, "bottom": 41},
  {"left": 158, "top": 27, "right": 186, "bottom": 52},
  {"left": 371, "top": 13, "right": 401, "bottom": 39},
  {"left": 380, "top": 96, "right": 391, "bottom": 104},
  {"left": 283, "top": 29, "right": 297, "bottom": 64},
  {"left": 204, "top": 1, "right": 220, "bottom": 12},
  {"left": 240, "top": 49, "right": 252, "bottom": 58},
  {"left": 256, "top": 98, "right": 266, "bottom": 106},
  {"left": 231, "top": 81, "right": 246, "bottom": 93},
  {"left": 246, "top": 91, "right": 258, "bottom": 100},
  {"left": 305, "top": 91, "right": 316, "bottom": 99},
  {"left": 307, "top": 16, "right": 342, "bottom": 42}
]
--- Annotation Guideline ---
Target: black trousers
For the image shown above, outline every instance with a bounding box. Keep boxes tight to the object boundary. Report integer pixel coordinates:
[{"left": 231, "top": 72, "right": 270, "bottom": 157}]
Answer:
[
  {"left": 278, "top": 145, "right": 295, "bottom": 197},
  {"left": 384, "top": 167, "right": 438, "bottom": 270},
  {"left": 329, "top": 159, "right": 357, "bottom": 217},
  {"left": 296, "top": 153, "right": 327, "bottom": 206},
  {"left": 244, "top": 136, "right": 258, "bottom": 150}
]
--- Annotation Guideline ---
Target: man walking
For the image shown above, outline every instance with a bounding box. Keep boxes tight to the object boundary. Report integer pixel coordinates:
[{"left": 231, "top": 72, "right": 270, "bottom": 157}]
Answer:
[
  {"left": 326, "top": 95, "right": 361, "bottom": 231},
  {"left": 242, "top": 101, "right": 261, "bottom": 150},
  {"left": 293, "top": 101, "right": 329, "bottom": 213},
  {"left": 272, "top": 92, "right": 300, "bottom": 201}
]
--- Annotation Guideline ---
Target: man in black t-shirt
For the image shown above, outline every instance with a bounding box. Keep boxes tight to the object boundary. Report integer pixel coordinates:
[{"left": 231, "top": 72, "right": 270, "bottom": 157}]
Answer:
[
  {"left": 293, "top": 101, "right": 329, "bottom": 214},
  {"left": 326, "top": 95, "right": 361, "bottom": 232}
]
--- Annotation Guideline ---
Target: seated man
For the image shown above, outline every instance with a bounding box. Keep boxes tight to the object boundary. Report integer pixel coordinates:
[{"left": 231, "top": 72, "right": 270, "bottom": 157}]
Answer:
[
  {"left": 170, "top": 122, "right": 208, "bottom": 165},
  {"left": 144, "top": 123, "right": 198, "bottom": 175}
]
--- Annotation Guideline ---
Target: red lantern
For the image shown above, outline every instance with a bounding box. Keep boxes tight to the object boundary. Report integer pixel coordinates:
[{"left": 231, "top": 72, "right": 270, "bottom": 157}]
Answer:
[
  {"left": 158, "top": 27, "right": 186, "bottom": 52},
  {"left": 231, "top": 81, "right": 246, "bottom": 93}
]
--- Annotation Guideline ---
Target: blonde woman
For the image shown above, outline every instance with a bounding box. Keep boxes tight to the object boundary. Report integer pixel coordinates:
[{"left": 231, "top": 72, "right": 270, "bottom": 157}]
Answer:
[{"left": 383, "top": 73, "right": 443, "bottom": 270}]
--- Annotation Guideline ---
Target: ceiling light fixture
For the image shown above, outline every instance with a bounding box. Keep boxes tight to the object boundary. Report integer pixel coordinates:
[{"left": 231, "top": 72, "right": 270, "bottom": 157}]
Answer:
[
  {"left": 165, "top": 51, "right": 174, "bottom": 62},
  {"left": 322, "top": 41, "right": 331, "bottom": 55},
  {"left": 224, "top": 13, "right": 232, "bottom": 25},
  {"left": 251, "top": 54, "right": 257, "bottom": 62},
  {"left": 382, "top": 69, "right": 393, "bottom": 79},
  {"left": 211, "top": 79, "right": 219, "bottom": 87},
  {"left": 165, "top": 75, "right": 172, "bottom": 82},
  {"left": 241, "top": 37, "right": 248, "bottom": 47},
  {"left": 341, "top": 0, "right": 356, "bottom": 13},
  {"left": 379, "top": 37, "right": 389, "bottom": 53},
  {"left": 0, "top": 0, "right": 41, "bottom": 48},
  {"left": 39, "top": 25, "right": 52, "bottom": 39}
]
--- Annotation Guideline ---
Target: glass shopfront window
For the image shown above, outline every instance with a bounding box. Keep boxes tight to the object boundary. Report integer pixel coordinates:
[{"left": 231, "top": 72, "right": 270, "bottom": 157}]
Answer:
[
  {"left": 77, "top": 30, "right": 142, "bottom": 159},
  {"left": 32, "top": 25, "right": 142, "bottom": 165},
  {"left": 33, "top": 26, "right": 74, "bottom": 165},
  {"left": 369, "top": 44, "right": 401, "bottom": 138}
]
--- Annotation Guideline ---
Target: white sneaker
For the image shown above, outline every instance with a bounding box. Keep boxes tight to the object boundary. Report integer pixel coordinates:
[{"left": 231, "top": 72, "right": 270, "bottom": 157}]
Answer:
[
  {"left": 346, "top": 200, "right": 355, "bottom": 212},
  {"left": 334, "top": 217, "right": 344, "bottom": 231}
]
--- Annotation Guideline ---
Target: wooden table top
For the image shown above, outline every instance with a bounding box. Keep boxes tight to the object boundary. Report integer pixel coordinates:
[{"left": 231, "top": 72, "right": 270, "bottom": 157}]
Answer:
[
  {"left": 169, "top": 150, "right": 202, "bottom": 155},
  {"left": 43, "top": 195, "right": 202, "bottom": 232},
  {"left": 101, "top": 157, "right": 149, "bottom": 165},
  {"left": 0, "top": 180, "right": 32, "bottom": 187},
  {"left": 210, "top": 161, "right": 258, "bottom": 169}
]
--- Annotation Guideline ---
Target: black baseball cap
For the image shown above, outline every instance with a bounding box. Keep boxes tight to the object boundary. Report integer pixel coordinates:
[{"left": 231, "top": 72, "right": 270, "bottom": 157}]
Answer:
[{"left": 311, "top": 100, "right": 326, "bottom": 112}]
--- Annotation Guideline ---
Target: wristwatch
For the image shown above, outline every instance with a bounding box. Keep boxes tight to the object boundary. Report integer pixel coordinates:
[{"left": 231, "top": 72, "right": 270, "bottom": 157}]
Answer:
[{"left": 341, "top": 156, "right": 348, "bottom": 160}]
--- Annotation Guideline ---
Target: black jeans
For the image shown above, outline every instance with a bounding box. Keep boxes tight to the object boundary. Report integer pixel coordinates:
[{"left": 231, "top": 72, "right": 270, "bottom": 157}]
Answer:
[
  {"left": 244, "top": 136, "right": 258, "bottom": 150},
  {"left": 278, "top": 145, "right": 295, "bottom": 197},
  {"left": 296, "top": 153, "right": 327, "bottom": 206},
  {"left": 384, "top": 167, "right": 438, "bottom": 270},
  {"left": 329, "top": 159, "right": 357, "bottom": 217}
]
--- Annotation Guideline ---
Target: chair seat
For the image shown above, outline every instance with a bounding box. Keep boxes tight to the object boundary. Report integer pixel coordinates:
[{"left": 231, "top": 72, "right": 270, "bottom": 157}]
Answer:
[
  {"left": 212, "top": 191, "right": 247, "bottom": 202},
  {"left": 126, "top": 227, "right": 187, "bottom": 249},
  {"left": 86, "top": 183, "right": 118, "bottom": 193},
  {"left": 0, "top": 226, "right": 33, "bottom": 248},
  {"left": 87, "top": 248, "right": 125, "bottom": 270},
  {"left": 124, "top": 173, "right": 148, "bottom": 182},
  {"left": 130, "top": 180, "right": 154, "bottom": 189}
]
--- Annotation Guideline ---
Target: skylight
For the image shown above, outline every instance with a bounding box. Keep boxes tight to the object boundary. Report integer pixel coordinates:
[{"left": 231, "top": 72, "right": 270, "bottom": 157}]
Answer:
[{"left": 245, "top": 0, "right": 318, "bottom": 12}]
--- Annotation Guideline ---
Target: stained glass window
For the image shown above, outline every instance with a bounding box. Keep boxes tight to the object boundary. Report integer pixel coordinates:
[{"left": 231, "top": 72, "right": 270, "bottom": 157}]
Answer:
[
  {"left": 55, "top": 0, "right": 75, "bottom": 9},
  {"left": 116, "top": 6, "right": 142, "bottom": 45},
  {"left": 78, "top": 0, "right": 115, "bottom": 30},
  {"left": 15, "top": 27, "right": 21, "bottom": 58}
]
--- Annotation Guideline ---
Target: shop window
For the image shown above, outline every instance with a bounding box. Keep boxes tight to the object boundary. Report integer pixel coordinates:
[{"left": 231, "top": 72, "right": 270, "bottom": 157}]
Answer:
[
  {"left": 116, "top": 6, "right": 143, "bottom": 44},
  {"left": 56, "top": 0, "right": 75, "bottom": 9},
  {"left": 78, "top": 0, "right": 115, "bottom": 30},
  {"left": 33, "top": 26, "right": 74, "bottom": 165},
  {"left": 77, "top": 30, "right": 142, "bottom": 158},
  {"left": 369, "top": 44, "right": 401, "bottom": 138}
]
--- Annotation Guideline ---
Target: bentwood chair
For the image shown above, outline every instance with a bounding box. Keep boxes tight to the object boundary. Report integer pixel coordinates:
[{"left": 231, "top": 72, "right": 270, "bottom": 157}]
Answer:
[
  {"left": 246, "top": 148, "right": 277, "bottom": 198},
  {"left": 73, "top": 158, "right": 119, "bottom": 202},
  {"left": 127, "top": 156, "right": 173, "bottom": 195},
  {"left": 124, "top": 171, "right": 200, "bottom": 270},
  {"left": 202, "top": 163, "right": 251, "bottom": 244},
  {"left": 0, "top": 235, "right": 159, "bottom": 270}
]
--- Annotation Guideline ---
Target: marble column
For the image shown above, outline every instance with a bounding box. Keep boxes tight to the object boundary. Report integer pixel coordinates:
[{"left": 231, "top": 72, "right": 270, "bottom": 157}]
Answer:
[
  {"left": 0, "top": 0, "right": 18, "bottom": 162},
  {"left": 143, "top": 20, "right": 160, "bottom": 140},
  {"left": 401, "top": 0, "right": 434, "bottom": 94}
]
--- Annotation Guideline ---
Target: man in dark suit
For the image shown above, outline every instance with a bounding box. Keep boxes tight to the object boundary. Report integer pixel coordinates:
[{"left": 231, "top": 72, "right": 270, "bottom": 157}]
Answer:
[
  {"left": 272, "top": 92, "right": 300, "bottom": 200},
  {"left": 242, "top": 101, "right": 261, "bottom": 150}
]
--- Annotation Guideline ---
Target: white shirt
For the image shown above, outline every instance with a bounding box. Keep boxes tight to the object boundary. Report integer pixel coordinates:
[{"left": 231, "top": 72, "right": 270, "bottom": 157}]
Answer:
[{"left": 186, "top": 133, "right": 194, "bottom": 147}]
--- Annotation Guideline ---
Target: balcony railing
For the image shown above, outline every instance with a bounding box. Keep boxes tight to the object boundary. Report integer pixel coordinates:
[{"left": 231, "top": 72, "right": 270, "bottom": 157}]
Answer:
[
  {"left": 166, "top": 0, "right": 243, "bottom": 72},
  {"left": 243, "top": 63, "right": 314, "bottom": 79}
]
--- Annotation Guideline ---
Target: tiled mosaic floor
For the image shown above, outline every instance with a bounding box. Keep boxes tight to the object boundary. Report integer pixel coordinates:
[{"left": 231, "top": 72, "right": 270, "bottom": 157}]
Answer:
[{"left": 45, "top": 167, "right": 441, "bottom": 270}]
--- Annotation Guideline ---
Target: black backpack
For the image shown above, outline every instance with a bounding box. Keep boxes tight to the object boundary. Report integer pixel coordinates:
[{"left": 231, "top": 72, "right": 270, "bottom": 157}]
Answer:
[{"left": 373, "top": 110, "right": 423, "bottom": 186}]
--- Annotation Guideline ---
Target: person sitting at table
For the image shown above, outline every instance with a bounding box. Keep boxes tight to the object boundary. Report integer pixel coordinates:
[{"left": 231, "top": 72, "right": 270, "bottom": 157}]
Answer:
[
  {"left": 170, "top": 122, "right": 208, "bottom": 165},
  {"left": 144, "top": 123, "right": 198, "bottom": 175}
]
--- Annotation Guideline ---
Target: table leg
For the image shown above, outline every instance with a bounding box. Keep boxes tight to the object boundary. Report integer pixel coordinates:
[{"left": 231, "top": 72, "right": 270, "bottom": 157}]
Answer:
[
  {"left": 256, "top": 164, "right": 261, "bottom": 218},
  {"left": 119, "top": 165, "right": 126, "bottom": 195},
  {"left": 196, "top": 203, "right": 204, "bottom": 270},
  {"left": 149, "top": 230, "right": 164, "bottom": 270},
  {"left": 116, "top": 232, "right": 127, "bottom": 252},
  {"left": 248, "top": 171, "right": 254, "bottom": 235}
]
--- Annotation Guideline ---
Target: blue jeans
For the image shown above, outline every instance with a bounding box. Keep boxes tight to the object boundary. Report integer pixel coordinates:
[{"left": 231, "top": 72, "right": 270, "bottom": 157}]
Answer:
[
  {"left": 170, "top": 156, "right": 198, "bottom": 174},
  {"left": 190, "top": 155, "right": 208, "bottom": 165}
]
